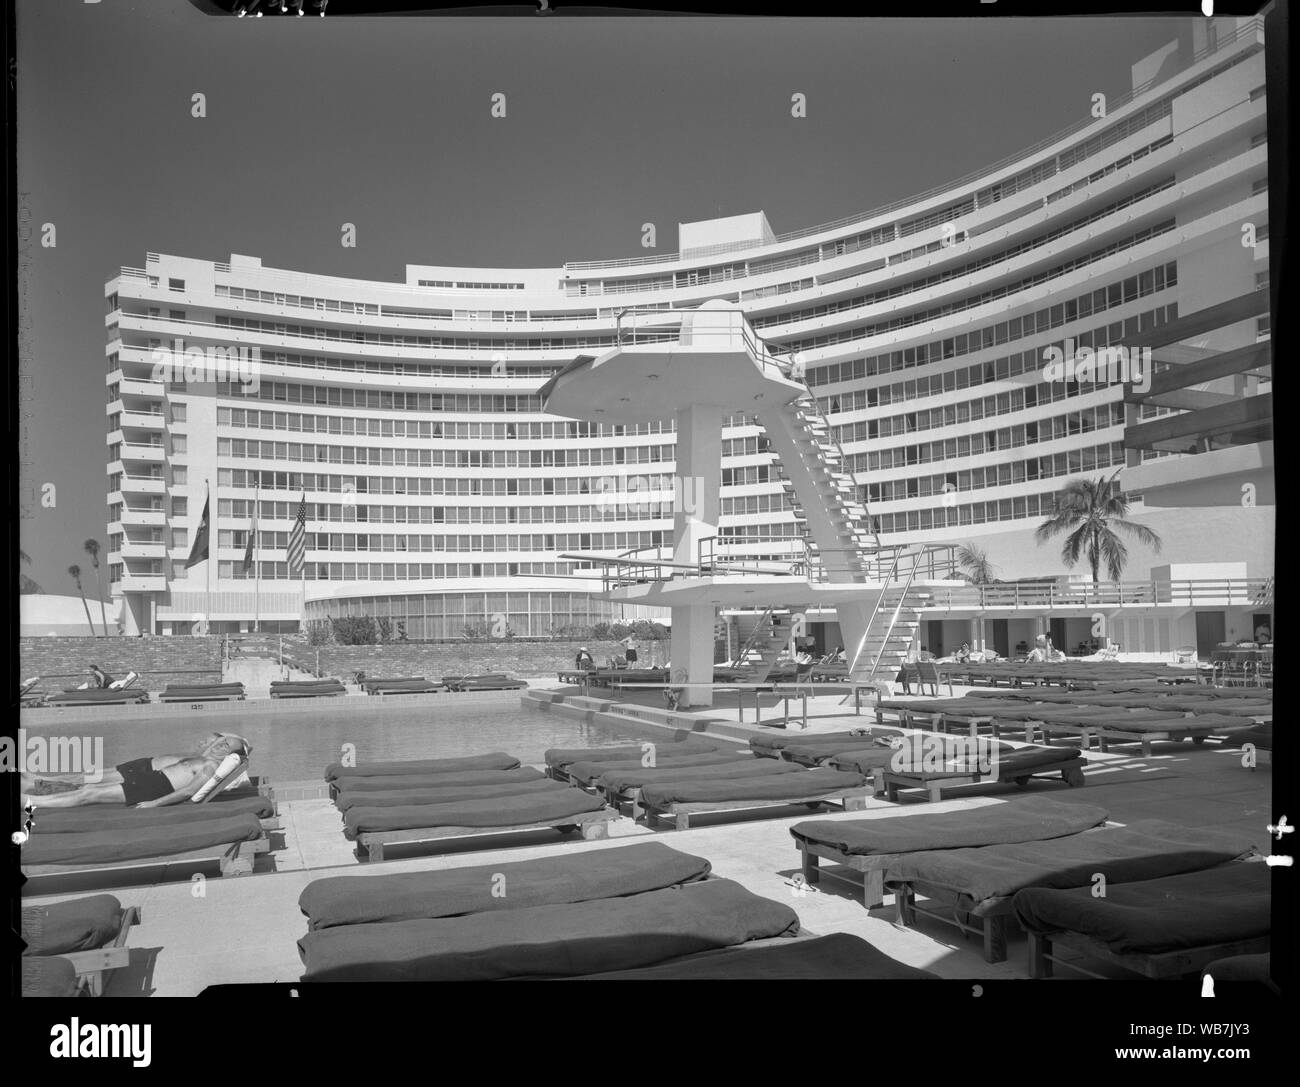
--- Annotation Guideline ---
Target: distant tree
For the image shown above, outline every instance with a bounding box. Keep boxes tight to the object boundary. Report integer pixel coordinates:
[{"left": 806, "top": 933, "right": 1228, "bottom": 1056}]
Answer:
[
  {"left": 957, "top": 544, "right": 997, "bottom": 585},
  {"left": 376, "top": 616, "right": 393, "bottom": 643},
  {"left": 19, "top": 549, "right": 44, "bottom": 594},
  {"left": 1035, "top": 472, "right": 1162, "bottom": 584},
  {"left": 84, "top": 538, "right": 108, "bottom": 636},
  {"left": 67, "top": 564, "right": 95, "bottom": 634}
]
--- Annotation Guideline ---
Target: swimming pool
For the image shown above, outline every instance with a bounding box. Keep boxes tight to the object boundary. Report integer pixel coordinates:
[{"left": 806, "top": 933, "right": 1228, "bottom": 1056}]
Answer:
[{"left": 19, "top": 696, "right": 649, "bottom": 783}]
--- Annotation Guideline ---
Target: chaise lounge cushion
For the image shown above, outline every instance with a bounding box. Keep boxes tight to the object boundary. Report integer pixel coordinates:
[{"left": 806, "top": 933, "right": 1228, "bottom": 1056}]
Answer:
[
  {"left": 31, "top": 794, "right": 275, "bottom": 833},
  {"left": 22, "top": 955, "right": 80, "bottom": 997},
  {"left": 342, "top": 788, "right": 608, "bottom": 839},
  {"left": 325, "top": 753, "right": 521, "bottom": 781},
  {"left": 544, "top": 740, "right": 726, "bottom": 771},
  {"left": 330, "top": 768, "right": 545, "bottom": 794},
  {"left": 887, "top": 820, "right": 1257, "bottom": 905},
  {"left": 638, "top": 768, "right": 868, "bottom": 809},
  {"left": 566, "top": 751, "right": 751, "bottom": 787},
  {"left": 298, "top": 878, "right": 800, "bottom": 981},
  {"left": 300, "top": 841, "right": 711, "bottom": 929},
  {"left": 334, "top": 778, "right": 566, "bottom": 813},
  {"left": 792, "top": 796, "right": 1109, "bottom": 857},
  {"left": 598, "top": 759, "right": 805, "bottom": 793},
  {"left": 21, "top": 813, "right": 264, "bottom": 867},
  {"left": 1013, "top": 862, "right": 1269, "bottom": 955},
  {"left": 22, "top": 894, "right": 124, "bottom": 956}
]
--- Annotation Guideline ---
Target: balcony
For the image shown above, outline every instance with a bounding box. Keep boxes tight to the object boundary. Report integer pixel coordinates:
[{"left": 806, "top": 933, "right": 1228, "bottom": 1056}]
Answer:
[
  {"left": 120, "top": 506, "right": 166, "bottom": 526},
  {"left": 118, "top": 377, "right": 165, "bottom": 399},
  {"left": 120, "top": 409, "right": 166, "bottom": 431},
  {"left": 120, "top": 540, "right": 167, "bottom": 560},
  {"left": 119, "top": 573, "right": 167, "bottom": 593},
  {"left": 120, "top": 442, "right": 165, "bottom": 464},
  {"left": 120, "top": 475, "right": 166, "bottom": 495}
]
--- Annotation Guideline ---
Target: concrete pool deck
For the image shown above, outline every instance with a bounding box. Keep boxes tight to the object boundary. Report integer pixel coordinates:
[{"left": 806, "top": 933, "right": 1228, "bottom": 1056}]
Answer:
[{"left": 20, "top": 684, "right": 1271, "bottom": 993}]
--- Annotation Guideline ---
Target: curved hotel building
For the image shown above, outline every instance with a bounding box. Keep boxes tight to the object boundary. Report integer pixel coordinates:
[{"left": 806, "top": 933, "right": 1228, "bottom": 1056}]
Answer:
[{"left": 105, "top": 17, "right": 1273, "bottom": 652}]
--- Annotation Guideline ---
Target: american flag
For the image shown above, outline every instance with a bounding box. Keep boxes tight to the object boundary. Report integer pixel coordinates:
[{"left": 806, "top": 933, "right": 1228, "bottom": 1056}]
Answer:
[{"left": 287, "top": 492, "right": 307, "bottom": 576}]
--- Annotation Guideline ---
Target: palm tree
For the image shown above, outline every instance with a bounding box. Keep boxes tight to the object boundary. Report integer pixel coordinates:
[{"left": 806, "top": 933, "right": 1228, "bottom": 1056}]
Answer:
[
  {"left": 957, "top": 543, "right": 996, "bottom": 585},
  {"left": 18, "top": 548, "right": 43, "bottom": 594},
  {"left": 1034, "top": 471, "right": 1162, "bottom": 585},
  {"left": 84, "top": 538, "right": 108, "bottom": 637},
  {"left": 68, "top": 564, "right": 96, "bottom": 635}
]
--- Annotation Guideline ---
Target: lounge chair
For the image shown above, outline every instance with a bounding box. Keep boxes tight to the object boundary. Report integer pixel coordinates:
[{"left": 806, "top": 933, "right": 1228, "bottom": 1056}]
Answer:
[
  {"left": 887, "top": 819, "right": 1257, "bottom": 963},
  {"left": 297, "top": 878, "right": 799, "bottom": 982},
  {"left": 337, "top": 770, "right": 622, "bottom": 860},
  {"left": 881, "top": 739, "right": 1087, "bottom": 803},
  {"left": 270, "top": 678, "right": 347, "bottom": 698},
  {"left": 21, "top": 894, "right": 141, "bottom": 997},
  {"left": 544, "top": 739, "right": 730, "bottom": 782},
  {"left": 325, "top": 753, "right": 521, "bottom": 781},
  {"left": 443, "top": 673, "right": 528, "bottom": 691},
  {"left": 159, "top": 681, "right": 247, "bottom": 702},
  {"left": 791, "top": 795, "right": 1109, "bottom": 909},
  {"left": 299, "top": 840, "right": 712, "bottom": 930},
  {"left": 334, "top": 778, "right": 564, "bottom": 813},
  {"left": 1016, "top": 862, "right": 1269, "bottom": 978},
  {"left": 750, "top": 729, "right": 876, "bottom": 759},
  {"left": 21, "top": 813, "right": 272, "bottom": 888},
  {"left": 635, "top": 767, "right": 872, "bottom": 831},
  {"left": 21, "top": 762, "right": 275, "bottom": 887},
  {"left": 564, "top": 750, "right": 755, "bottom": 789},
  {"left": 595, "top": 757, "right": 807, "bottom": 812},
  {"left": 44, "top": 686, "right": 151, "bottom": 707},
  {"left": 360, "top": 677, "right": 443, "bottom": 696},
  {"left": 1034, "top": 708, "right": 1251, "bottom": 755}
]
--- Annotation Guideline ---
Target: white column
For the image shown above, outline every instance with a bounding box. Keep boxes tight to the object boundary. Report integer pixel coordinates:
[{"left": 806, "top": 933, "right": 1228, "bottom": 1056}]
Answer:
[{"left": 669, "top": 404, "right": 722, "bottom": 708}]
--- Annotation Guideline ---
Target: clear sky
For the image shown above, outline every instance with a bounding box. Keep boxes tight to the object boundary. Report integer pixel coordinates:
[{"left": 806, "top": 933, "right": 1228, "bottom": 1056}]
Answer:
[{"left": 17, "top": 1, "right": 1191, "bottom": 597}]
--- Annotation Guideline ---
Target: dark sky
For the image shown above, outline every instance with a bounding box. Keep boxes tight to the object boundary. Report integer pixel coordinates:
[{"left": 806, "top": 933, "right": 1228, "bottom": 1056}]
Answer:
[{"left": 17, "top": 1, "right": 1189, "bottom": 596}]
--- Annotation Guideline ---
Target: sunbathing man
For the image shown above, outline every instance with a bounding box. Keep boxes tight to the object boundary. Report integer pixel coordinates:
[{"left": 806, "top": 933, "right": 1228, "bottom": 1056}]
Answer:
[{"left": 23, "top": 733, "right": 252, "bottom": 810}]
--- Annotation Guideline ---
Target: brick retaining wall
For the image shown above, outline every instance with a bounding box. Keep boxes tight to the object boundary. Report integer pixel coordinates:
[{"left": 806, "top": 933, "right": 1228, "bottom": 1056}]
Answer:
[
  {"left": 20, "top": 636, "right": 223, "bottom": 689},
  {"left": 305, "top": 640, "right": 647, "bottom": 679}
]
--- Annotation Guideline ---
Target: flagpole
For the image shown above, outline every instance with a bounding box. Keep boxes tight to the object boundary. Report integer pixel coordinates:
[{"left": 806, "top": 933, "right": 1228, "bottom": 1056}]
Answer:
[
  {"left": 253, "top": 480, "right": 261, "bottom": 635},
  {"left": 205, "top": 478, "right": 213, "bottom": 636},
  {"left": 300, "top": 493, "right": 307, "bottom": 636}
]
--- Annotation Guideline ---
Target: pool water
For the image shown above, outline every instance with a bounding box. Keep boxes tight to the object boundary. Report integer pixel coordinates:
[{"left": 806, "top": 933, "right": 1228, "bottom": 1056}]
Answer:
[{"left": 19, "top": 696, "right": 648, "bottom": 784}]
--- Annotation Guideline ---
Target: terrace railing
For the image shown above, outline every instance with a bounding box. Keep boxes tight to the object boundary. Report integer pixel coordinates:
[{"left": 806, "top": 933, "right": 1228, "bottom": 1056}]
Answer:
[{"left": 923, "top": 577, "right": 1275, "bottom": 610}]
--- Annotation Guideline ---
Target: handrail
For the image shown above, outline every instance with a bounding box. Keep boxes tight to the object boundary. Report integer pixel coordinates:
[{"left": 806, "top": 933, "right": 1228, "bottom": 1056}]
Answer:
[
  {"left": 732, "top": 606, "right": 777, "bottom": 666},
  {"left": 847, "top": 547, "right": 906, "bottom": 675},
  {"left": 867, "top": 549, "right": 928, "bottom": 682}
]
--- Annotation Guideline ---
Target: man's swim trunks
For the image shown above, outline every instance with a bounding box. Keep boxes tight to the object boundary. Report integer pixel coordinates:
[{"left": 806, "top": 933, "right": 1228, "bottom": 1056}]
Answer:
[{"left": 115, "top": 759, "right": 174, "bottom": 805}]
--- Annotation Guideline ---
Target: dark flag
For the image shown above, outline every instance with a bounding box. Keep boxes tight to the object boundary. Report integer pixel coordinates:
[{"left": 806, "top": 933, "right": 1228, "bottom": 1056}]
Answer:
[{"left": 185, "top": 494, "right": 211, "bottom": 569}]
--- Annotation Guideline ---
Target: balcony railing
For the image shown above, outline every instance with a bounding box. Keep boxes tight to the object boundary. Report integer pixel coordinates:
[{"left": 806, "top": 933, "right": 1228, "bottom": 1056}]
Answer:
[{"left": 923, "top": 577, "right": 1275, "bottom": 610}]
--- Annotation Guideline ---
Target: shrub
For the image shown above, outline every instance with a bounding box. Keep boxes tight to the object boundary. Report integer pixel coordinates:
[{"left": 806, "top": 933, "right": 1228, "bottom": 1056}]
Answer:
[{"left": 332, "top": 616, "right": 377, "bottom": 645}]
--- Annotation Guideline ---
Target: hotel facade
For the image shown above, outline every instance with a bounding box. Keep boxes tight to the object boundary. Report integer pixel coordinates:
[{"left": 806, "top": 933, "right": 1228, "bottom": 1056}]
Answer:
[{"left": 104, "top": 16, "right": 1273, "bottom": 655}]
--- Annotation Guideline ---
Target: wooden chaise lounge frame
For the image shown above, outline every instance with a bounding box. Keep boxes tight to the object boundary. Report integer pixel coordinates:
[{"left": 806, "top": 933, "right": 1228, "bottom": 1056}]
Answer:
[{"left": 355, "top": 806, "right": 621, "bottom": 862}]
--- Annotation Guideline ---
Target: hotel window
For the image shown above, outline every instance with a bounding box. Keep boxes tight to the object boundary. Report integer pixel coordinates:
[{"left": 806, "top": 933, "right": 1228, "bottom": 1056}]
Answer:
[
  {"left": 172, "top": 466, "right": 188, "bottom": 485},
  {"left": 172, "top": 496, "right": 188, "bottom": 517},
  {"left": 172, "top": 435, "right": 187, "bottom": 454},
  {"left": 168, "top": 278, "right": 185, "bottom": 292},
  {"left": 171, "top": 528, "right": 187, "bottom": 548}
]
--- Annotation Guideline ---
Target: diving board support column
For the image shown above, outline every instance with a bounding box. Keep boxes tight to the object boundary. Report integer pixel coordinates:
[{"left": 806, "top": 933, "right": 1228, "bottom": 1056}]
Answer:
[{"left": 669, "top": 403, "right": 722, "bottom": 709}]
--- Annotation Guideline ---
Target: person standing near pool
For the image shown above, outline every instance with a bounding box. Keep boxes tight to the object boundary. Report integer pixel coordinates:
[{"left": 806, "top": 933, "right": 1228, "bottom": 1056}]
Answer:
[{"left": 575, "top": 646, "right": 595, "bottom": 671}]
